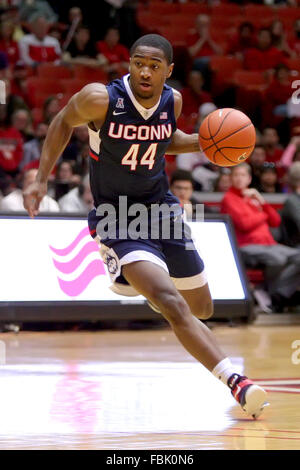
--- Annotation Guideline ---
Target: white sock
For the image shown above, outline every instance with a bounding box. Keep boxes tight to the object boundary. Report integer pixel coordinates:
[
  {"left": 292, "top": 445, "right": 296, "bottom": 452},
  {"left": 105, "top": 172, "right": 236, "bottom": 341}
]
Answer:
[{"left": 212, "top": 357, "right": 239, "bottom": 387}]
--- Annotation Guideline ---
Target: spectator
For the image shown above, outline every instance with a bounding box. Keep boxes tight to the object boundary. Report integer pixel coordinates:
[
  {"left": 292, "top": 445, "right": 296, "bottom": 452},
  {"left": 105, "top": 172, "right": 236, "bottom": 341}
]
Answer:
[
  {"left": 262, "top": 127, "right": 283, "bottom": 163},
  {"left": 187, "top": 15, "right": 223, "bottom": 60},
  {"left": 289, "top": 18, "right": 300, "bottom": 56},
  {"left": 3, "top": 77, "right": 29, "bottom": 120},
  {"left": 61, "top": 7, "right": 84, "bottom": 51},
  {"left": 0, "top": 20, "right": 19, "bottom": 66},
  {"left": 256, "top": 162, "right": 282, "bottom": 194},
  {"left": 19, "top": 0, "right": 58, "bottom": 24},
  {"left": 177, "top": 102, "right": 218, "bottom": 191},
  {"left": 244, "top": 28, "right": 286, "bottom": 71},
  {"left": 0, "top": 50, "right": 9, "bottom": 79},
  {"left": 51, "top": 160, "right": 81, "bottom": 200},
  {"left": 58, "top": 174, "right": 94, "bottom": 213},
  {"left": 19, "top": 16, "right": 61, "bottom": 67},
  {"left": 11, "top": 109, "right": 33, "bottom": 142},
  {"left": 278, "top": 136, "right": 300, "bottom": 170},
  {"left": 227, "top": 22, "right": 256, "bottom": 59},
  {"left": 63, "top": 25, "right": 100, "bottom": 67},
  {"left": 221, "top": 163, "right": 300, "bottom": 311},
  {"left": 43, "top": 95, "right": 60, "bottom": 124},
  {"left": 0, "top": 104, "right": 23, "bottom": 176},
  {"left": 96, "top": 27, "right": 130, "bottom": 77},
  {"left": 265, "top": 64, "right": 292, "bottom": 120},
  {"left": 170, "top": 169, "right": 196, "bottom": 221},
  {"left": 181, "top": 71, "right": 212, "bottom": 117},
  {"left": 62, "top": 125, "right": 89, "bottom": 162},
  {"left": 249, "top": 145, "right": 267, "bottom": 190},
  {"left": 0, "top": 168, "right": 59, "bottom": 212},
  {"left": 19, "top": 122, "right": 48, "bottom": 170},
  {"left": 186, "top": 14, "right": 223, "bottom": 90},
  {"left": 270, "top": 19, "right": 295, "bottom": 58},
  {"left": 281, "top": 162, "right": 300, "bottom": 248},
  {"left": 213, "top": 171, "right": 231, "bottom": 193}
]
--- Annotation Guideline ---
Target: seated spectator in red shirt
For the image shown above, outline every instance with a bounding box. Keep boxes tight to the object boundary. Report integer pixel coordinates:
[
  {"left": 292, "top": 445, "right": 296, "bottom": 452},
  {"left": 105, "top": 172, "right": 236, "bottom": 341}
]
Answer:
[
  {"left": 0, "top": 104, "right": 23, "bottom": 176},
  {"left": 19, "top": 16, "right": 61, "bottom": 67},
  {"left": 244, "top": 28, "right": 286, "bottom": 71},
  {"left": 221, "top": 163, "right": 300, "bottom": 311},
  {"left": 262, "top": 127, "right": 283, "bottom": 163},
  {"left": 288, "top": 18, "right": 300, "bottom": 56},
  {"left": 0, "top": 20, "right": 19, "bottom": 67},
  {"left": 270, "top": 20, "right": 295, "bottom": 58},
  {"left": 181, "top": 71, "right": 212, "bottom": 117},
  {"left": 96, "top": 27, "right": 129, "bottom": 77},
  {"left": 227, "top": 22, "right": 256, "bottom": 60},
  {"left": 187, "top": 15, "right": 223, "bottom": 60}
]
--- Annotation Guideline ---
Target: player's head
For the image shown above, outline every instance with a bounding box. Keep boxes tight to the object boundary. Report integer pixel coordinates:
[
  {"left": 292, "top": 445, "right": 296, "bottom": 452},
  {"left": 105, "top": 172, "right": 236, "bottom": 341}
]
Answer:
[
  {"left": 129, "top": 34, "right": 174, "bottom": 100},
  {"left": 231, "top": 163, "right": 252, "bottom": 190}
]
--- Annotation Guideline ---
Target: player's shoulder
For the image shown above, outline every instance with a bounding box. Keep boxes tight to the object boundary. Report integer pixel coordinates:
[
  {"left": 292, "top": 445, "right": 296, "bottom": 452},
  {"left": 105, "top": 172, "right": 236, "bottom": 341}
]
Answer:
[{"left": 75, "top": 82, "right": 109, "bottom": 108}]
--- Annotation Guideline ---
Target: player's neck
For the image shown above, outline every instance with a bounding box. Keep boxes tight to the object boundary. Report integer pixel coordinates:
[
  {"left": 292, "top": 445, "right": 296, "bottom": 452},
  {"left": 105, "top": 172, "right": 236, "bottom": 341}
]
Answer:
[{"left": 128, "top": 77, "right": 161, "bottom": 109}]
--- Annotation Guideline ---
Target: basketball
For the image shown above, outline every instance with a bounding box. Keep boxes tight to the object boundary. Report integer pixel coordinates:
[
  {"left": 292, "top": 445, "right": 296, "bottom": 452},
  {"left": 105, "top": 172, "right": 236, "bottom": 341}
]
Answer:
[{"left": 199, "top": 108, "right": 256, "bottom": 167}]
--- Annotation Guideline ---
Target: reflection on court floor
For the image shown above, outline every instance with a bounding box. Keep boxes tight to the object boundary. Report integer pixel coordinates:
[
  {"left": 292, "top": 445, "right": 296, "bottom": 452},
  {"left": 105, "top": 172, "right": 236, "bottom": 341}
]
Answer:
[{"left": 0, "top": 327, "right": 299, "bottom": 449}]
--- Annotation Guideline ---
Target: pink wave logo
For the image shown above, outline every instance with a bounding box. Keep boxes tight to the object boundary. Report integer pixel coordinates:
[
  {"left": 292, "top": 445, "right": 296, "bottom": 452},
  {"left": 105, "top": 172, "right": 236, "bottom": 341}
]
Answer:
[{"left": 49, "top": 227, "right": 106, "bottom": 297}]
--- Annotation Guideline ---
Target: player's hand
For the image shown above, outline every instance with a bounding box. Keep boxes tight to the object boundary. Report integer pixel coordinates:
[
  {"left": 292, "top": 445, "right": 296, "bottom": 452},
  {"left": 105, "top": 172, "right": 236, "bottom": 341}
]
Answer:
[
  {"left": 23, "top": 180, "right": 47, "bottom": 218},
  {"left": 242, "top": 188, "right": 265, "bottom": 205}
]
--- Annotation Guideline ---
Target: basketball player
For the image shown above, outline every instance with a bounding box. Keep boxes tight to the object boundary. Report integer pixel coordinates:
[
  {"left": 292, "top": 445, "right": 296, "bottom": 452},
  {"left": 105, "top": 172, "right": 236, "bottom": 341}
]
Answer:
[{"left": 23, "top": 35, "right": 268, "bottom": 418}]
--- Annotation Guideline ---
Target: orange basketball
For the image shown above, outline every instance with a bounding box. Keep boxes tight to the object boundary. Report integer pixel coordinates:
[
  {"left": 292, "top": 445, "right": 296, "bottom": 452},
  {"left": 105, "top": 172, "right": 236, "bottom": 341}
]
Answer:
[{"left": 199, "top": 108, "right": 256, "bottom": 167}]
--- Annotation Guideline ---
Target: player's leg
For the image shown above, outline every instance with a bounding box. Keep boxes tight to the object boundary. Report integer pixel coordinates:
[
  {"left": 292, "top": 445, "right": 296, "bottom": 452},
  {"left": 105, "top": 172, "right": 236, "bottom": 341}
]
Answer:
[
  {"left": 178, "top": 283, "right": 213, "bottom": 321},
  {"left": 123, "top": 260, "right": 268, "bottom": 418},
  {"left": 123, "top": 260, "right": 224, "bottom": 370}
]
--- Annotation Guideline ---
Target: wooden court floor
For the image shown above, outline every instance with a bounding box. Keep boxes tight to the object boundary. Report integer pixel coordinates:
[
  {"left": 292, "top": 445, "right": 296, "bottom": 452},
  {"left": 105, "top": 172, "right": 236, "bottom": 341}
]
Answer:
[{"left": 0, "top": 324, "right": 300, "bottom": 450}]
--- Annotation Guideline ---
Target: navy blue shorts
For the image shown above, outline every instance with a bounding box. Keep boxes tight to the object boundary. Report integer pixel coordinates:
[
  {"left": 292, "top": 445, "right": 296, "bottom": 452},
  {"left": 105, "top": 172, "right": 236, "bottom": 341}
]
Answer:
[{"left": 88, "top": 193, "right": 206, "bottom": 296}]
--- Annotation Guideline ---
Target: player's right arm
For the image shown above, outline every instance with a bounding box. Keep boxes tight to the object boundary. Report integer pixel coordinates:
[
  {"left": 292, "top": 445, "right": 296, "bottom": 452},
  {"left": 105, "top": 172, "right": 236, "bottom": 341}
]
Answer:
[{"left": 23, "top": 83, "right": 109, "bottom": 218}]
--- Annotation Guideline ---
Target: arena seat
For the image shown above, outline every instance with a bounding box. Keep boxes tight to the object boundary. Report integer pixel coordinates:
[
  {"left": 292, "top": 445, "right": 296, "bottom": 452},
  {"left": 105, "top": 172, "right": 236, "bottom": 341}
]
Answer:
[
  {"left": 233, "top": 70, "right": 268, "bottom": 90},
  {"left": 61, "top": 79, "right": 89, "bottom": 95},
  {"left": 73, "top": 65, "right": 108, "bottom": 82},
  {"left": 26, "top": 77, "right": 65, "bottom": 107},
  {"left": 276, "top": 7, "right": 300, "bottom": 19},
  {"left": 286, "top": 58, "right": 300, "bottom": 73},
  {"left": 178, "top": 3, "right": 210, "bottom": 15},
  {"left": 37, "top": 64, "right": 74, "bottom": 79},
  {"left": 243, "top": 4, "right": 275, "bottom": 17},
  {"left": 212, "top": 4, "right": 241, "bottom": 17},
  {"left": 148, "top": 2, "right": 180, "bottom": 14}
]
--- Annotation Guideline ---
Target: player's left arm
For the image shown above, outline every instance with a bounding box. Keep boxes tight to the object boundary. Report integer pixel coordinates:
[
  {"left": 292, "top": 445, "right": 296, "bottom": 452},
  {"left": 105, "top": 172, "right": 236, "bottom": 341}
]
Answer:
[{"left": 165, "top": 89, "right": 201, "bottom": 155}]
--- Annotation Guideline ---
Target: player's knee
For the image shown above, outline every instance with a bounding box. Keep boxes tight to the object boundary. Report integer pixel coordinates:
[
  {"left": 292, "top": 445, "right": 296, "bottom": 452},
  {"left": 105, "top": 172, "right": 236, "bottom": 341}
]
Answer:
[
  {"left": 153, "top": 290, "right": 190, "bottom": 326},
  {"left": 195, "top": 299, "right": 214, "bottom": 320}
]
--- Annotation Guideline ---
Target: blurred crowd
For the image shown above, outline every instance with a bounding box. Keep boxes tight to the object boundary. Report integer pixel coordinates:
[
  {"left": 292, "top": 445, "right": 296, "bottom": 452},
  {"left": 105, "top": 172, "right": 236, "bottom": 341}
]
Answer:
[{"left": 0, "top": 0, "right": 299, "bottom": 312}]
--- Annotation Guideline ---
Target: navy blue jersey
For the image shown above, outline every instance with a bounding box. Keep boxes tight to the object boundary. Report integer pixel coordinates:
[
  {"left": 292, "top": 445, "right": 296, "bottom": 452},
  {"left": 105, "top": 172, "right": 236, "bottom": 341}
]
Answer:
[{"left": 88, "top": 74, "right": 177, "bottom": 207}]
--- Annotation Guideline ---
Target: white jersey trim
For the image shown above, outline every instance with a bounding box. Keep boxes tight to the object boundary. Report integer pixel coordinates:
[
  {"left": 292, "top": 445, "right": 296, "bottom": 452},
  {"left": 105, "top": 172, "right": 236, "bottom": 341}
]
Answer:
[
  {"left": 88, "top": 125, "right": 101, "bottom": 154},
  {"left": 123, "top": 74, "right": 161, "bottom": 121}
]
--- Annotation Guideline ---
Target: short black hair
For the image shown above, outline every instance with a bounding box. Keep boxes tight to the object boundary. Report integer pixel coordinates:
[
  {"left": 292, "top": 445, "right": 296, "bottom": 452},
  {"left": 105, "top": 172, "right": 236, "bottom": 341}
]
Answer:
[
  {"left": 130, "top": 34, "right": 173, "bottom": 65},
  {"left": 170, "top": 169, "right": 194, "bottom": 186}
]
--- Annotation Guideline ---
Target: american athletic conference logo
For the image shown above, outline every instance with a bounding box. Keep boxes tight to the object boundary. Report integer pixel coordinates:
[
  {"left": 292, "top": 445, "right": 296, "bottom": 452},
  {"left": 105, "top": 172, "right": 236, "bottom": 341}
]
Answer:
[{"left": 49, "top": 226, "right": 106, "bottom": 297}]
